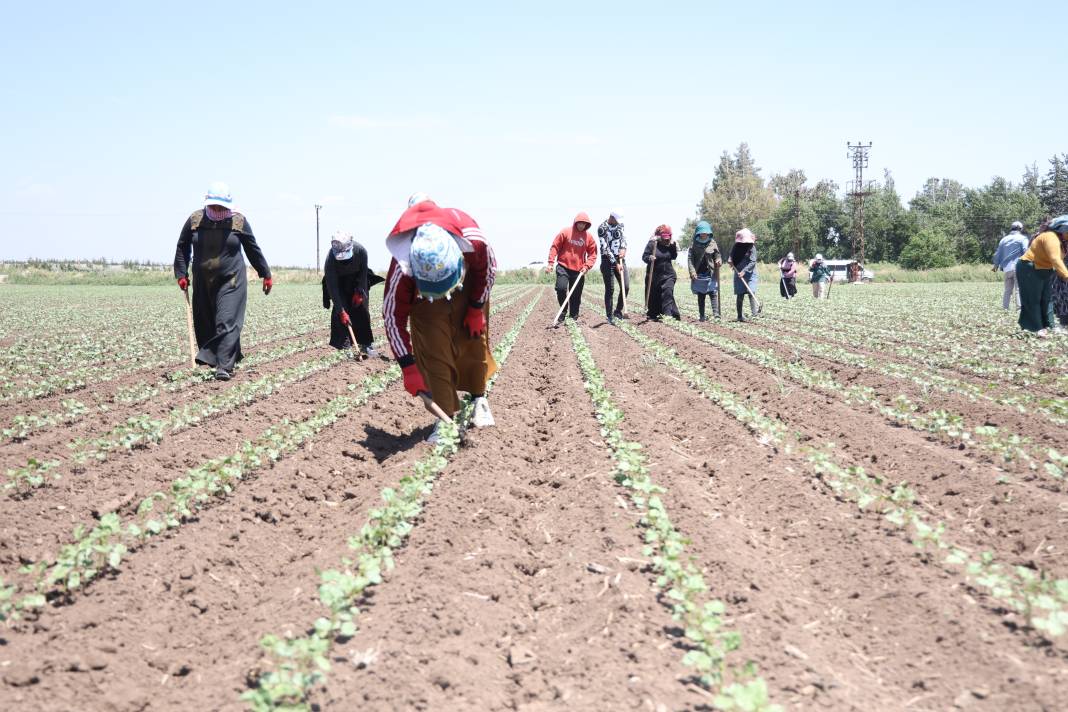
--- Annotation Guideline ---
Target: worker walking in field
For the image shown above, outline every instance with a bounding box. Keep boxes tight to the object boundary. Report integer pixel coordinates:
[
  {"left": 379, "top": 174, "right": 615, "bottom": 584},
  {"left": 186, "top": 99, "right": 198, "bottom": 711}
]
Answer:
[
  {"left": 1016, "top": 215, "right": 1068, "bottom": 337},
  {"left": 546, "top": 212, "right": 598, "bottom": 326},
  {"left": 383, "top": 193, "right": 498, "bottom": 442},
  {"left": 778, "top": 252, "right": 798, "bottom": 299},
  {"left": 323, "top": 232, "right": 382, "bottom": 357},
  {"left": 643, "top": 225, "right": 681, "bottom": 321},
  {"left": 992, "top": 221, "right": 1030, "bottom": 310},
  {"left": 727, "top": 228, "right": 759, "bottom": 321},
  {"left": 687, "top": 221, "right": 721, "bottom": 320},
  {"left": 598, "top": 212, "right": 628, "bottom": 323},
  {"left": 809, "top": 254, "right": 832, "bottom": 299},
  {"left": 173, "top": 182, "right": 272, "bottom": 381}
]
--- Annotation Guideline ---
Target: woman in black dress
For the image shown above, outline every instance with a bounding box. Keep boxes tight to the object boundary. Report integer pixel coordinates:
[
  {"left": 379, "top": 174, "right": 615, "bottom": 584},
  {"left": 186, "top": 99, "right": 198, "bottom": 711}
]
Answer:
[
  {"left": 322, "top": 232, "right": 382, "bottom": 357},
  {"left": 173, "top": 182, "right": 272, "bottom": 380},
  {"left": 642, "top": 224, "right": 681, "bottom": 321}
]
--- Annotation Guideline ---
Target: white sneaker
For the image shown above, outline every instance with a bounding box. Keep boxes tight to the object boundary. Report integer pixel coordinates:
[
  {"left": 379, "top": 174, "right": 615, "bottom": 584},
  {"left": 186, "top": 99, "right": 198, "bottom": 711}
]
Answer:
[
  {"left": 426, "top": 420, "right": 446, "bottom": 444},
  {"left": 471, "top": 397, "right": 495, "bottom": 428},
  {"left": 360, "top": 344, "right": 379, "bottom": 359}
]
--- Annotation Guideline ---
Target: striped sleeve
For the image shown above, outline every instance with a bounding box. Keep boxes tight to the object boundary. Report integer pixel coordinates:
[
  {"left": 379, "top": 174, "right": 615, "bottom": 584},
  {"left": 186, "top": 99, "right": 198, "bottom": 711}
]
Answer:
[
  {"left": 382, "top": 259, "right": 416, "bottom": 367},
  {"left": 462, "top": 226, "right": 496, "bottom": 306}
]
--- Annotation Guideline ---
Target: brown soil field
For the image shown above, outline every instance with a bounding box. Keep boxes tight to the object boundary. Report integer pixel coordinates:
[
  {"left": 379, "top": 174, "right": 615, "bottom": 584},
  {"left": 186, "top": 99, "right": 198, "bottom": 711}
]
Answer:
[{"left": 2, "top": 284, "right": 1066, "bottom": 712}]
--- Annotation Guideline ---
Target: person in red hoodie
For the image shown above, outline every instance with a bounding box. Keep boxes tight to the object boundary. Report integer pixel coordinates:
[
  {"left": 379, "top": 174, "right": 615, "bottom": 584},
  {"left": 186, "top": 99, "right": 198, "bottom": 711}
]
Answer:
[
  {"left": 546, "top": 211, "right": 597, "bottom": 326},
  {"left": 383, "top": 193, "right": 498, "bottom": 442}
]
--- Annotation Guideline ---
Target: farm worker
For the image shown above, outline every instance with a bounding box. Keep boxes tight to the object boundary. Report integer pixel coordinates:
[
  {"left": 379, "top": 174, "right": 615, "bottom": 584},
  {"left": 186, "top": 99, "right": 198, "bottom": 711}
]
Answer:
[
  {"left": 173, "top": 181, "right": 272, "bottom": 381},
  {"left": 322, "top": 232, "right": 383, "bottom": 357},
  {"left": 809, "top": 254, "right": 832, "bottom": 299},
  {"left": 991, "top": 221, "right": 1030, "bottom": 310},
  {"left": 778, "top": 252, "right": 798, "bottom": 299},
  {"left": 687, "top": 221, "right": 721, "bottom": 321},
  {"left": 727, "top": 228, "right": 759, "bottom": 321},
  {"left": 598, "top": 212, "right": 629, "bottom": 324},
  {"left": 546, "top": 212, "right": 597, "bottom": 326},
  {"left": 1016, "top": 214, "right": 1068, "bottom": 336},
  {"left": 383, "top": 193, "right": 498, "bottom": 441},
  {"left": 643, "top": 224, "right": 681, "bottom": 321}
]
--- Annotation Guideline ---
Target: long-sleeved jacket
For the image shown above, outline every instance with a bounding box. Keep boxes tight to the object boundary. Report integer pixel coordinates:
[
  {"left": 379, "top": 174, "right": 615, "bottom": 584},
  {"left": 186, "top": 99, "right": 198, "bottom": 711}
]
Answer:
[
  {"left": 778, "top": 258, "right": 797, "bottom": 278},
  {"left": 643, "top": 238, "right": 678, "bottom": 277},
  {"left": 1021, "top": 231, "right": 1068, "bottom": 279},
  {"left": 687, "top": 242, "right": 721, "bottom": 279},
  {"left": 728, "top": 242, "right": 756, "bottom": 276},
  {"left": 597, "top": 220, "right": 626, "bottom": 265},
  {"left": 174, "top": 210, "right": 270, "bottom": 282},
  {"left": 548, "top": 212, "right": 597, "bottom": 271},
  {"left": 992, "top": 231, "right": 1030, "bottom": 272},
  {"left": 809, "top": 261, "right": 832, "bottom": 283},
  {"left": 382, "top": 203, "right": 496, "bottom": 367}
]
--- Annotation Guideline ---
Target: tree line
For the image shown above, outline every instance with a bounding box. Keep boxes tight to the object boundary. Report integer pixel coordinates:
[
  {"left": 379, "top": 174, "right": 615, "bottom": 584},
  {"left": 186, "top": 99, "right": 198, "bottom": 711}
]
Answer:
[{"left": 680, "top": 144, "right": 1068, "bottom": 269}]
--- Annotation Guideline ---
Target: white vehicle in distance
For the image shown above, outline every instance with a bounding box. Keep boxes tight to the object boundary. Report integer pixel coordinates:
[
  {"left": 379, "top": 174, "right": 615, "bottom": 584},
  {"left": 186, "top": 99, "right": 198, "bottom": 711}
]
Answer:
[{"left": 821, "top": 259, "right": 874, "bottom": 283}]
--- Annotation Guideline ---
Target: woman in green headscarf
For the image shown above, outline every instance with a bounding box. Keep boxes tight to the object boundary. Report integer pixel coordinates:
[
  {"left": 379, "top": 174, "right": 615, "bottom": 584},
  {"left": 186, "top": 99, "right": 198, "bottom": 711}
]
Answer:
[{"left": 687, "top": 221, "right": 721, "bottom": 320}]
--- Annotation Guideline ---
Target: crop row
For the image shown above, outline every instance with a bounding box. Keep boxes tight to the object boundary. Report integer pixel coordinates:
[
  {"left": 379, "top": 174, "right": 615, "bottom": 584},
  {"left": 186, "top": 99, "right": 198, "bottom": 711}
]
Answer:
[
  {"left": 564, "top": 319, "right": 779, "bottom": 711},
  {"left": 736, "top": 293, "right": 1066, "bottom": 392},
  {"left": 0, "top": 292, "right": 531, "bottom": 624},
  {"left": 649, "top": 312, "right": 1067, "bottom": 483},
  {"left": 242, "top": 292, "right": 542, "bottom": 711},
  {"left": 0, "top": 285, "right": 532, "bottom": 444},
  {"left": 611, "top": 319, "right": 1068, "bottom": 641},
  {"left": 677, "top": 301, "right": 1068, "bottom": 428}
]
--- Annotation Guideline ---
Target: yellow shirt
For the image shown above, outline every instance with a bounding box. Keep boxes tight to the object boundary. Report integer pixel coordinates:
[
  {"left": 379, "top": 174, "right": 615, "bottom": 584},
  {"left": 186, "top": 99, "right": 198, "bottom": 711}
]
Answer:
[{"left": 1021, "top": 231, "right": 1068, "bottom": 279}]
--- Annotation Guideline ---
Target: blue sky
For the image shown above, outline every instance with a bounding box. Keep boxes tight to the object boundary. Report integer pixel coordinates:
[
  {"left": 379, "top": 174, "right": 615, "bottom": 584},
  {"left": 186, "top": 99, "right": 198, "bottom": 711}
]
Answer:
[{"left": 2, "top": 0, "right": 1065, "bottom": 270}]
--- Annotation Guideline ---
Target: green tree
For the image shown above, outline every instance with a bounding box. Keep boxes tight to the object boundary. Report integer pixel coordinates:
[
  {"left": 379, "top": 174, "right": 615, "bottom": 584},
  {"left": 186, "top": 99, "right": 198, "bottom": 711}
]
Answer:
[
  {"left": 682, "top": 143, "right": 776, "bottom": 258},
  {"left": 898, "top": 227, "right": 957, "bottom": 270},
  {"left": 1040, "top": 153, "right": 1068, "bottom": 216}
]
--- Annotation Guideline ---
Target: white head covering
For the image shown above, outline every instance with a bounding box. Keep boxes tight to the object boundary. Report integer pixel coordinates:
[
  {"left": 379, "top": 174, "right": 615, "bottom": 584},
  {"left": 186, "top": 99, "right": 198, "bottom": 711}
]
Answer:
[
  {"left": 204, "top": 181, "right": 233, "bottom": 209},
  {"left": 786, "top": 252, "right": 795, "bottom": 260},
  {"left": 814, "top": 253, "right": 824, "bottom": 262}
]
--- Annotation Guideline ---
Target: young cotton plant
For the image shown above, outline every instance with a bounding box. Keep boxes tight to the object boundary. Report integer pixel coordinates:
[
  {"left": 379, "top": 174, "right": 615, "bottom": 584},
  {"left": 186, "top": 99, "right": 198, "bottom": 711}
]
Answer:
[
  {"left": 565, "top": 320, "right": 778, "bottom": 710},
  {"left": 244, "top": 293, "right": 542, "bottom": 711}
]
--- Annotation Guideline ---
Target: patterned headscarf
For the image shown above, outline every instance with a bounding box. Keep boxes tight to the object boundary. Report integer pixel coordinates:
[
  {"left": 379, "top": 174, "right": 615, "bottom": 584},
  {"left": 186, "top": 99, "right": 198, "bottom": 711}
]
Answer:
[
  {"left": 735, "top": 228, "right": 756, "bottom": 244},
  {"left": 331, "top": 231, "right": 355, "bottom": 260},
  {"left": 655, "top": 224, "right": 672, "bottom": 239}
]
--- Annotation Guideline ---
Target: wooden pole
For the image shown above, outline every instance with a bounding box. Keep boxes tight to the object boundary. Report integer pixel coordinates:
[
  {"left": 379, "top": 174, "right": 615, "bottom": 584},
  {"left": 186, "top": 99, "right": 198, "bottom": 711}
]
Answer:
[
  {"left": 418, "top": 391, "right": 453, "bottom": 425},
  {"left": 644, "top": 241, "right": 656, "bottom": 313},
  {"left": 183, "top": 289, "right": 197, "bottom": 368},
  {"left": 733, "top": 266, "right": 762, "bottom": 314}
]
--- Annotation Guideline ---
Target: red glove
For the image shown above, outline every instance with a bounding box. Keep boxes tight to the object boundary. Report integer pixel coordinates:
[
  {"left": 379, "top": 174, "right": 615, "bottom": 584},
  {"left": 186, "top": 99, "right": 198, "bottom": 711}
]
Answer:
[
  {"left": 351, "top": 291, "right": 365, "bottom": 307},
  {"left": 177, "top": 277, "right": 189, "bottom": 291},
  {"left": 262, "top": 277, "right": 273, "bottom": 295},
  {"left": 464, "top": 306, "right": 486, "bottom": 338},
  {"left": 402, "top": 364, "right": 427, "bottom": 397},
  {"left": 339, "top": 310, "right": 351, "bottom": 326}
]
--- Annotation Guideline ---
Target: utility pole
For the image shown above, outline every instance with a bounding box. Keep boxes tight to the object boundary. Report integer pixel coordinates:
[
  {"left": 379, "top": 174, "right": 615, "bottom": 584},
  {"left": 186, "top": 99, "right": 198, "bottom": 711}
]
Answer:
[
  {"left": 792, "top": 189, "right": 801, "bottom": 257},
  {"left": 314, "top": 204, "right": 322, "bottom": 273},
  {"left": 846, "top": 141, "right": 873, "bottom": 267}
]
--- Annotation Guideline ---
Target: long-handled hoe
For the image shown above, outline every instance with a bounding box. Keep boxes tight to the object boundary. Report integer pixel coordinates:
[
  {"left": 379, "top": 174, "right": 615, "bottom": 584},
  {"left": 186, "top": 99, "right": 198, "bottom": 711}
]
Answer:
[
  {"left": 345, "top": 323, "right": 368, "bottom": 361},
  {"left": 826, "top": 273, "right": 835, "bottom": 300},
  {"left": 183, "top": 289, "right": 197, "bottom": 368},
  {"left": 733, "top": 266, "right": 763, "bottom": 315},
  {"left": 549, "top": 268, "right": 586, "bottom": 327},
  {"left": 644, "top": 245, "right": 656, "bottom": 316},
  {"left": 616, "top": 260, "right": 628, "bottom": 317}
]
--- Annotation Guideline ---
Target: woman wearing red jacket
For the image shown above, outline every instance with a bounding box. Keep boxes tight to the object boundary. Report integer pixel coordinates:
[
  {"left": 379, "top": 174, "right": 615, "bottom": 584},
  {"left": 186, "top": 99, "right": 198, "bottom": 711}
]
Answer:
[{"left": 546, "top": 212, "right": 598, "bottom": 326}]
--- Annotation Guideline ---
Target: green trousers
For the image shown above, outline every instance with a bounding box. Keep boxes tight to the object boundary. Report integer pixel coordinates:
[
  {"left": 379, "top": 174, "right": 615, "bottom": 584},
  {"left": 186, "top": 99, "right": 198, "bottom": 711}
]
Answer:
[{"left": 1016, "top": 259, "right": 1053, "bottom": 332}]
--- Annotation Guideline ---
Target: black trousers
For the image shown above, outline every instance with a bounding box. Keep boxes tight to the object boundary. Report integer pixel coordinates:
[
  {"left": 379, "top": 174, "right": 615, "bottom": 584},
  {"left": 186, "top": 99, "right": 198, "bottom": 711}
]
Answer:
[
  {"left": 555, "top": 265, "right": 584, "bottom": 319},
  {"left": 780, "top": 276, "right": 797, "bottom": 298},
  {"left": 600, "top": 258, "right": 629, "bottom": 316},
  {"left": 697, "top": 291, "right": 720, "bottom": 319}
]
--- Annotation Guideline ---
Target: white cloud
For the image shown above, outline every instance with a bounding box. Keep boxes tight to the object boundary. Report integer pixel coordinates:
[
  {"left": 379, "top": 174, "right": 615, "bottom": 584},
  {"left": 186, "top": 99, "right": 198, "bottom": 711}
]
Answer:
[{"left": 328, "top": 114, "right": 442, "bottom": 130}]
